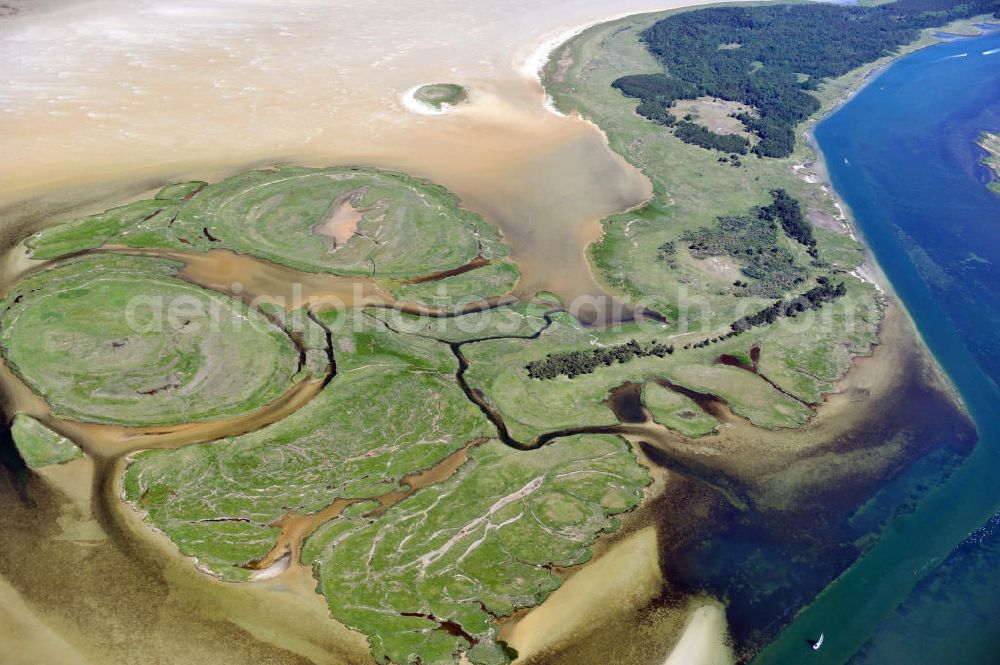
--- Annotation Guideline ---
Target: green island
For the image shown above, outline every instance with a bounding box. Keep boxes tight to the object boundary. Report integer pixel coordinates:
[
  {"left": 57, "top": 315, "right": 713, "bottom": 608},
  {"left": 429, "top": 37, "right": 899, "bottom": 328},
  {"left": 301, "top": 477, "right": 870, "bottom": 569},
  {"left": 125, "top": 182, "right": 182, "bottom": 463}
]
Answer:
[
  {"left": 10, "top": 414, "right": 82, "bottom": 467},
  {"left": 122, "top": 305, "right": 653, "bottom": 660},
  {"left": 3, "top": 1, "right": 995, "bottom": 663},
  {"left": 25, "top": 165, "right": 518, "bottom": 305},
  {"left": 308, "top": 433, "right": 647, "bottom": 665},
  {"left": 124, "top": 308, "right": 497, "bottom": 581},
  {"left": 0, "top": 254, "right": 302, "bottom": 426},
  {"left": 641, "top": 381, "right": 718, "bottom": 438},
  {"left": 412, "top": 83, "right": 469, "bottom": 111},
  {"left": 979, "top": 130, "right": 1000, "bottom": 194}
]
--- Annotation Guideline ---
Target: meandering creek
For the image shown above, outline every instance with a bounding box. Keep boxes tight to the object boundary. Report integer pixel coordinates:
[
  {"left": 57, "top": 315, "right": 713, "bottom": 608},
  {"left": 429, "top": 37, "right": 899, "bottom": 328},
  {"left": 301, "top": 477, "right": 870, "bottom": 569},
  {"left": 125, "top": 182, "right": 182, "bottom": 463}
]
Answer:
[{"left": 0, "top": 1, "right": 671, "bottom": 662}]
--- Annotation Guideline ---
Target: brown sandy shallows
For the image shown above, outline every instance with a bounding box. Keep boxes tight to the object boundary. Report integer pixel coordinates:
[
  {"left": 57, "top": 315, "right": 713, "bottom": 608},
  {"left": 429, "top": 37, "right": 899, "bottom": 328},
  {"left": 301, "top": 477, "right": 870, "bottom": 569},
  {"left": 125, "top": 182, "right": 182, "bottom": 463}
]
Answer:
[
  {"left": 122, "top": 247, "right": 391, "bottom": 311},
  {"left": 0, "top": 575, "right": 92, "bottom": 665},
  {"left": 174, "top": 247, "right": 515, "bottom": 316},
  {"left": 0, "top": 452, "right": 378, "bottom": 665},
  {"left": 497, "top": 297, "right": 973, "bottom": 665},
  {"left": 503, "top": 526, "right": 665, "bottom": 660},
  {"left": 503, "top": 470, "right": 736, "bottom": 665}
]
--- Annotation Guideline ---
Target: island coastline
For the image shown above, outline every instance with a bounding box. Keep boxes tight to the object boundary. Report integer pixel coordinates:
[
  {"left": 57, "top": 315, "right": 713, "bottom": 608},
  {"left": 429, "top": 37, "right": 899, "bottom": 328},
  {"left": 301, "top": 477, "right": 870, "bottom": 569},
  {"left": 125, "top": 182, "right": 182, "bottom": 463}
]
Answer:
[
  {"left": 978, "top": 130, "right": 1000, "bottom": 193},
  {"left": 524, "top": 7, "right": 992, "bottom": 664}
]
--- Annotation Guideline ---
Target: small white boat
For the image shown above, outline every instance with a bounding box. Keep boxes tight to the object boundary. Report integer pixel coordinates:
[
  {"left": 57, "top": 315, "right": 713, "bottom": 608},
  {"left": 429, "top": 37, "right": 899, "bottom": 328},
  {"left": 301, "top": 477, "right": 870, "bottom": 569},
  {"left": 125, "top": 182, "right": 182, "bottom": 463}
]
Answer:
[{"left": 813, "top": 633, "right": 825, "bottom": 651}]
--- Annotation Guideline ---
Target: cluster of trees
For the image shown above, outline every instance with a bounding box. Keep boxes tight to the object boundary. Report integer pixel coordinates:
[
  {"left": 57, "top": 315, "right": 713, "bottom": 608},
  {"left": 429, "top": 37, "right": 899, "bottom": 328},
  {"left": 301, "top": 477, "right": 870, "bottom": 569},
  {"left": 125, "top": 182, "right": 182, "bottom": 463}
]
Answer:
[
  {"left": 677, "top": 189, "right": 816, "bottom": 296},
  {"left": 683, "top": 331, "right": 742, "bottom": 350},
  {"left": 613, "top": 73, "right": 699, "bottom": 101},
  {"left": 731, "top": 278, "right": 847, "bottom": 332},
  {"left": 656, "top": 240, "right": 677, "bottom": 268},
  {"left": 526, "top": 277, "right": 848, "bottom": 380},
  {"left": 613, "top": 0, "right": 1000, "bottom": 157},
  {"left": 634, "top": 99, "right": 677, "bottom": 126},
  {"left": 682, "top": 217, "right": 800, "bottom": 297},
  {"left": 525, "top": 339, "right": 674, "bottom": 380},
  {"left": 614, "top": 74, "right": 697, "bottom": 127},
  {"left": 681, "top": 277, "right": 847, "bottom": 348},
  {"left": 760, "top": 188, "right": 817, "bottom": 257},
  {"left": 613, "top": 74, "right": 753, "bottom": 152},
  {"left": 674, "top": 121, "right": 751, "bottom": 154}
]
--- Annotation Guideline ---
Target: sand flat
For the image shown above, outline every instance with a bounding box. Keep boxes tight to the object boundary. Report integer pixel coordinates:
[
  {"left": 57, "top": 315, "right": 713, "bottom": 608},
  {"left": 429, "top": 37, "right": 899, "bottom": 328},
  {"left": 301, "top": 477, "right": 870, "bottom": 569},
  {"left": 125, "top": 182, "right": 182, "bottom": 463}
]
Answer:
[
  {"left": 662, "top": 604, "right": 734, "bottom": 665},
  {"left": 502, "top": 526, "right": 662, "bottom": 660}
]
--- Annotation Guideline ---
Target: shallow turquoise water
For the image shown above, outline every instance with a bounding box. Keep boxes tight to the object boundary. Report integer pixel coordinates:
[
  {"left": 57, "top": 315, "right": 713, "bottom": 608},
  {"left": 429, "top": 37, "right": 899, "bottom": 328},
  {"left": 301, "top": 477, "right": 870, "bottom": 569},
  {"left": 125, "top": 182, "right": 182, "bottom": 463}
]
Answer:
[{"left": 754, "top": 29, "right": 1000, "bottom": 664}]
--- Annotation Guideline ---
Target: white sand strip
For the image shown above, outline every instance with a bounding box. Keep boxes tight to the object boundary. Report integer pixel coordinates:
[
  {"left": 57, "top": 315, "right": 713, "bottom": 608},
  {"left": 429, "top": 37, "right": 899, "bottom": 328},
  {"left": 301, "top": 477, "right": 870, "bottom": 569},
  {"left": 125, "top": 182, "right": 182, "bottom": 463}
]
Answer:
[{"left": 662, "top": 604, "right": 735, "bottom": 665}]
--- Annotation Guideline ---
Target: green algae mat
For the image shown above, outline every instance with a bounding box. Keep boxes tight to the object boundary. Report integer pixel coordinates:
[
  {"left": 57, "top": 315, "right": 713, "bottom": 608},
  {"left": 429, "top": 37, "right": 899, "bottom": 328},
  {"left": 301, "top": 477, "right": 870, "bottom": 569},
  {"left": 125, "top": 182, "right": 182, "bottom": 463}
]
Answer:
[
  {"left": 413, "top": 83, "right": 469, "bottom": 110},
  {"left": 11, "top": 414, "right": 82, "bottom": 467},
  {"left": 26, "top": 165, "right": 518, "bottom": 291},
  {"left": 0, "top": 254, "right": 300, "bottom": 426}
]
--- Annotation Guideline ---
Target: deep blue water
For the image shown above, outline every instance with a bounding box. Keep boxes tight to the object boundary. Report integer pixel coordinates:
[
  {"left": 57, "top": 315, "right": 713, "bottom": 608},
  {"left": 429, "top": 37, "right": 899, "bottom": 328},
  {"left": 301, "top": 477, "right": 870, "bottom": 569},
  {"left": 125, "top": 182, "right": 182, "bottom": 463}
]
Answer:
[{"left": 754, "top": 30, "right": 1000, "bottom": 664}]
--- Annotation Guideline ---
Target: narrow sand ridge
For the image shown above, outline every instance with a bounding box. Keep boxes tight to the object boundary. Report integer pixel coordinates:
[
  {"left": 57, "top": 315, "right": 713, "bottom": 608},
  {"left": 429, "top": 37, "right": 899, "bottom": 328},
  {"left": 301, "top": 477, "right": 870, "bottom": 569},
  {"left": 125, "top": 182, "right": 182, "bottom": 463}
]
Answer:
[
  {"left": 516, "top": 10, "right": 660, "bottom": 117},
  {"left": 516, "top": 10, "right": 660, "bottom": 80}
]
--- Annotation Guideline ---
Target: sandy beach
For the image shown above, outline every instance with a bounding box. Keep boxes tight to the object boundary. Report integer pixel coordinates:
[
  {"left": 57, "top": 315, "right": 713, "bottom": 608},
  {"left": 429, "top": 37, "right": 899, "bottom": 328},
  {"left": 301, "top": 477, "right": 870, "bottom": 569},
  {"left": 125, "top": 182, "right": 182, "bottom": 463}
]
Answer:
[
  {"left": 516, "top": 9, "right": 658, "bottom": 81},
  {"left": 502, "top": 527, "right": 663, "bottom": 660},
  {"left": 663, "top": 604, "right": 734, "bottom": 665}
]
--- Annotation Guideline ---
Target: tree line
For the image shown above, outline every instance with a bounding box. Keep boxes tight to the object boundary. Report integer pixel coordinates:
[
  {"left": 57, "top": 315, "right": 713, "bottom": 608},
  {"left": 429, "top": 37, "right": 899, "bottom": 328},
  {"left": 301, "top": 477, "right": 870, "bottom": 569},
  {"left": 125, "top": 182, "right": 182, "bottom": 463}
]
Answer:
[
  {"left": 525, "top": 339, "right": 675, "bottom": 380},
  {"left": 680, "top": 189, "right": 812, "bottom": 298},
  {"left": 761, "top": 188, "right": 817, "bottom": 257},
  {"left": 526, "top": 277, "right": 848, "bottom": 380},
  {"left": 613, "top": 0, "right": 1000, "bottom": 157},
  {"left": 675, "top": 121, "right": 751, "bottom": 154},
  {"left": 730, "top": 277, "right": 847, "bottom": 332}
]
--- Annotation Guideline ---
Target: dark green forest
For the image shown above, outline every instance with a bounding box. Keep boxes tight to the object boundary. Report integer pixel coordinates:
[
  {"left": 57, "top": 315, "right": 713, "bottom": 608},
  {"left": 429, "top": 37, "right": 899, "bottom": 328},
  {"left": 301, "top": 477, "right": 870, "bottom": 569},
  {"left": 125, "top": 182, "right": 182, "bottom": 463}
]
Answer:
[
  {"left": 526, "top": 339, "right": 675, "bottom": 380},
  {"left": 613, "top": 0, "right": 1000, "bottom": 157},
  {"left": 675, "top": 120, "right": 752, "bottom": 154},
  {"left": 731, "top": 277, "right": 847, "bottom": 333}
]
